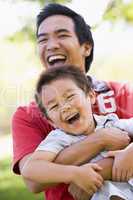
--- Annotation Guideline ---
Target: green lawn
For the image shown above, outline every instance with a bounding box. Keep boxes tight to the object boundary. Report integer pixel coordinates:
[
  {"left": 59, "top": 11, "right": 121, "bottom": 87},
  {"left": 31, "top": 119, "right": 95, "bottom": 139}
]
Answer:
[{"left": 0, "top": 156, "right": 44, "bottom": 200}]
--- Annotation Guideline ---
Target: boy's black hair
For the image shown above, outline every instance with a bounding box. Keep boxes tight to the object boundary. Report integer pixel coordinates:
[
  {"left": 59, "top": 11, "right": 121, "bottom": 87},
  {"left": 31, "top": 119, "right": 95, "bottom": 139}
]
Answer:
[
  {"left": 35, "top": 65, "right": 93, "bottom": 118},
  {"left": 36, "top": 3, "right": 94, "bottom": 73}
]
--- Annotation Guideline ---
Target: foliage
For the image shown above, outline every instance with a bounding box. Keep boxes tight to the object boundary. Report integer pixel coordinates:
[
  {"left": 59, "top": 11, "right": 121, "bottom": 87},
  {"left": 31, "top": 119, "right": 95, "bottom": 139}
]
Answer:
[
  {"left": 31, "top": 0, "right": 71, "bottom": 5},
  {"left": 0, "top": 156, "right": 44, "bottom": 200},
  {"left": 103, "top": 0, "right": 133, "bottom": 24},
  {"left": 5, "top": 0, "right": 71, "bottom": 42},
  {"left": 0, "top": 39, "right": 40, "bottom": 133},
  {"left": 8, "top": 0, "right": 71, "bottom": 6}
]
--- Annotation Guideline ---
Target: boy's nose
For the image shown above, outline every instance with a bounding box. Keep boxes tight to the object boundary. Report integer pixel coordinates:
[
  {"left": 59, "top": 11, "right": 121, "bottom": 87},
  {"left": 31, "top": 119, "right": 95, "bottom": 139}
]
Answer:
[{"left": 60, "top": 104, "right": 72, "bottom": 119}]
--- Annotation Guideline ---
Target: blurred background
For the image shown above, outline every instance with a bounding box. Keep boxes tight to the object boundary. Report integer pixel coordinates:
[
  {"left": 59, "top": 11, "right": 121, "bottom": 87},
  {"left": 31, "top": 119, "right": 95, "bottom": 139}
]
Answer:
[{"left": 0, "top": 0, "right": 133, "bottom": 199}]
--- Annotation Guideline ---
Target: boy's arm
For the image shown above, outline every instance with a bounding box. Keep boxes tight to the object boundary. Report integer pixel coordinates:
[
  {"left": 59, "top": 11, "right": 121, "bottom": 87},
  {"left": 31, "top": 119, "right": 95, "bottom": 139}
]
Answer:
[
  {"left": 19, "top": 127, "right": 129, "bottom": 194},
  {"left": 21, "top": 150, "right": 104, "bottom": 194},
  {"left": 68, "top": 157, "right": 113, "bottom": 200},
  {"left": 19, "top": 152, "right": 58, "bottom": 193},
  {"left": 21, "top": 150, "right": 73, "bottom": 185}
]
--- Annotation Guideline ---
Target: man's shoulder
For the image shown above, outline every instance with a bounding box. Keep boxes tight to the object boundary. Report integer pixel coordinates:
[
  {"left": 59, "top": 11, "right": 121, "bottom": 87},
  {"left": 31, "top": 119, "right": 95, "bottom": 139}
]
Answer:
[
  {"left": 12, "top": 101, "right": 48, "bottom": 124},
  {"left": 91, "top": 77, "right": 133, "bottom": 94},
  {"left": 91, "top": 77, "right": 110, "bottom": 93}
]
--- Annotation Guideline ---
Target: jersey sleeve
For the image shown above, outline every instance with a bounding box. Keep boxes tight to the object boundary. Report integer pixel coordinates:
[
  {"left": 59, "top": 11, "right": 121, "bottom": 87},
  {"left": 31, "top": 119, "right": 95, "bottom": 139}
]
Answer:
[
  {"left": 11, "top": 103, "right": 53, "bottom": 174},
  {"left": 114, "top": 118, "right": 133, "bottom": 136},
  {"left": 36, "top": 129, "right": 72, "bottom": 154}
]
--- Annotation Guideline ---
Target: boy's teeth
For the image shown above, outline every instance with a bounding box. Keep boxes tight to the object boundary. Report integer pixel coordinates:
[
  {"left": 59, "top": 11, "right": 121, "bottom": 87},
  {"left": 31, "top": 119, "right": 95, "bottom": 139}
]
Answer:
[{"left": 66, "top": 113, "right": 76, "bottom": 121}]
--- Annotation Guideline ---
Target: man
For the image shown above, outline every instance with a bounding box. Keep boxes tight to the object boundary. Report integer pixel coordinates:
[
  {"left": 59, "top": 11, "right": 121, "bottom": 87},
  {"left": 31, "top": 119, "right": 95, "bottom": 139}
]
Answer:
[{"left": 12, "top": 3, "right": 133, "bottom": 200}]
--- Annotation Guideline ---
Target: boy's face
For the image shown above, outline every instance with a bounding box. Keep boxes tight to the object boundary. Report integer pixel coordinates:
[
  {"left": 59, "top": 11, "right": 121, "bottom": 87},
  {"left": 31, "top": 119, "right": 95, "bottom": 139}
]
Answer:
[
  {"left": 41, "top": 78, "right": 95, "bottom": 135},
  {"left": 37, "top": 15, "right": 91, "bottom": 72}
]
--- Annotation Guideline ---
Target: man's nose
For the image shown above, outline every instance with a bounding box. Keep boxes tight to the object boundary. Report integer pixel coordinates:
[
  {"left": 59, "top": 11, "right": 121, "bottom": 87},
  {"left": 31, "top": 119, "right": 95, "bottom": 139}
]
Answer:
[{"left": 46, "top": 37, "right": 60, "bottom": 51}]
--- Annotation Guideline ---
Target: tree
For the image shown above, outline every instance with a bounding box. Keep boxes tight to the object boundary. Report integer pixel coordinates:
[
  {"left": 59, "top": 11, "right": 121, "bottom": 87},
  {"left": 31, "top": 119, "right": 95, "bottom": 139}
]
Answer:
[
  {"left": 6, "top": 0, "right": 72, "bottom": 42},
  {"left": 7, "top": 0, "right": 71, "bottom": 6},
  {"left": 103, "top": 0, "right": 133, "bottom": 24}
]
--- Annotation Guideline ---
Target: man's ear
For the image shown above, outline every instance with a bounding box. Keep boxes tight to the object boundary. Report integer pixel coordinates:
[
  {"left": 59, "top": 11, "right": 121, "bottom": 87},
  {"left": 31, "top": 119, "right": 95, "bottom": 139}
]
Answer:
[{"left": 83, "top": 42, "right": 92, "bottom": 57}]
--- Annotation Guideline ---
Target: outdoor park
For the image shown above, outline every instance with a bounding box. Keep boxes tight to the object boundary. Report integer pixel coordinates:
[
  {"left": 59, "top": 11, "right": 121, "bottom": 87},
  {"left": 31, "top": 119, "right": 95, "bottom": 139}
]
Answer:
[{"left": 0, "top": 0, "right": 133, "bottom": 199}]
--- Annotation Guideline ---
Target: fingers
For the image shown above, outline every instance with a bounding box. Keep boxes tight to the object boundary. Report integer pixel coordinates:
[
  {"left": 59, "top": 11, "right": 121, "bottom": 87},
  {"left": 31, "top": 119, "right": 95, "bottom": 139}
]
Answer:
[
  {"left": 91, "top": 163, "right": 102, "bottom": 171},
  {"left": 95, "top": 177, "right": 104, "bottom": 189},
  {"left": 126, "top": 170, "right": 133, "bottom": 181},
  {"left": 106, "top": 150, "right": 119, "bottom": 158},
  {"left": 112, "top": 165, "right": 117, "bottom": 181},
  {"left": 112, "top": 166, "right": 122, "bottom": 182},
  {"left": 121, "top": 169, "right": 127, "bottom": 181}
]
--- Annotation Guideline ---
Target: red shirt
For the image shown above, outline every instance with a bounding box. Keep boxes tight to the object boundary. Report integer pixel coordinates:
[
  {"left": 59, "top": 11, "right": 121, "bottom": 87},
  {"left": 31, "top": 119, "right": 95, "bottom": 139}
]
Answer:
[{"left": 12, "top": 81, "right": 133, "bottom": 200}]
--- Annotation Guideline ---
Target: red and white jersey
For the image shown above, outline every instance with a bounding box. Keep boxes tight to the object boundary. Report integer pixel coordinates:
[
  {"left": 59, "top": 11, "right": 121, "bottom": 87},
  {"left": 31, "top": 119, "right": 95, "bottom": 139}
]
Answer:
[{"left": 92, "top": 78, "right": 133, "bottom": 118}]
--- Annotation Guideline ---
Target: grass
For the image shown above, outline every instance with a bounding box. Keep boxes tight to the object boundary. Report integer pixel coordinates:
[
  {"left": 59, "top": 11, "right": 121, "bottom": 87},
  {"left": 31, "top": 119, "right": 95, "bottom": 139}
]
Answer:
[
  {"left": 0, "top": 156, "right": 44, "bottom": 200},
  {"left": 0, "top": 135, "right": 44, "bottom": 200}
]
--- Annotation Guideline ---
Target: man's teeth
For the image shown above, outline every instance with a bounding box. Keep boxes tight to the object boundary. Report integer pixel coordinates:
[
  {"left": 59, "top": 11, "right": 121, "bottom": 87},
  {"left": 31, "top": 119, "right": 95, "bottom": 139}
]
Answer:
[{"left": 48, "top": 55, "right": 66, "bottom": 63}]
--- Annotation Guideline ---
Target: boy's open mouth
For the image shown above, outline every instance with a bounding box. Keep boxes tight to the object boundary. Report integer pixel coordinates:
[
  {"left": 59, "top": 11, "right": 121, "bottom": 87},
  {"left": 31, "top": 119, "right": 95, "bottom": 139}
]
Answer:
[{"left": 66, "top": 113, "right": 80, "bottom": 124}]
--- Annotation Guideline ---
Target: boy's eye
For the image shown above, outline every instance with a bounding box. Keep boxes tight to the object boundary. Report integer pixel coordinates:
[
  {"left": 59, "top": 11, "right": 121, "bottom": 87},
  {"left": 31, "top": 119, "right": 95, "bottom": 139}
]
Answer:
[
  {"left": 67, "top": 94, "right": 75, "bottom": 100},
  {"left": 49, "top": 104, "right": 58, "bottom": 111}
]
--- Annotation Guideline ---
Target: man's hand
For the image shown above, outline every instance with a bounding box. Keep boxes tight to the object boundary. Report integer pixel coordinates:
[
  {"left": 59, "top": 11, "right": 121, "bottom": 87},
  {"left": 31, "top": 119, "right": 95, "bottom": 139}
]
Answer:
[
  {"left": 106, "top": 143, "right": 133, "bottom": 181},
  {"left": 68, "top": 183, "right": 91, "bottom": 200},
  {"left": 96, "top": 128, "right": 130, "bottom": 151},
  {"left": 72, "top": 163, "right": 103, "bottom": 195}
]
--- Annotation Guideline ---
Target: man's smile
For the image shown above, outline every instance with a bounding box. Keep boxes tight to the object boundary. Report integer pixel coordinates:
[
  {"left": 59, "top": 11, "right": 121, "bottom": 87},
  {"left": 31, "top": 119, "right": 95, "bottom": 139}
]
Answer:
[{"left": 47, "top": 54, "right": 67, "bottom": 66}]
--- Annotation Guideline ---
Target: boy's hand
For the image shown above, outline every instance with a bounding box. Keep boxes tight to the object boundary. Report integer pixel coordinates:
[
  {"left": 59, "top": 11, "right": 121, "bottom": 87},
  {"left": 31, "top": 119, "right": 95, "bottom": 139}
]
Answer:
[
  {"left": 107, "top": 143, "right": 133, "bottom": 181},
  {"left": 72, "top": 163, "right": 103, "bottom": 195},
  {"left": 96, "top": 128, "right": 130, "bottom": 151},
  {"left": 68, "top": 183, "right": 91, "bottom": 200}
]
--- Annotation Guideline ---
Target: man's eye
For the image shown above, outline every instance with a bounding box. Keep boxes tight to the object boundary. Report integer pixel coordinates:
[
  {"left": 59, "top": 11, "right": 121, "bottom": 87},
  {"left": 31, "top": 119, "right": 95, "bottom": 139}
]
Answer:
[
  {"left": 59, "top": 34, "right": 69, "bottom": 38},
  {"left": 38, "top": 38, "right": 48, "bottom": 43}
]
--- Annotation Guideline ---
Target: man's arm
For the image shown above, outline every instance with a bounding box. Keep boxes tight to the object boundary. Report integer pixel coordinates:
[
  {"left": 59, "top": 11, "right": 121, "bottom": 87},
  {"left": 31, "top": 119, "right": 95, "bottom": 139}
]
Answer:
[
  {"left": 55, "top": 128, "right": 130, "bottom": 166},
  {"left": 19, "top": 128, "right": 129, "bottom": 193}
]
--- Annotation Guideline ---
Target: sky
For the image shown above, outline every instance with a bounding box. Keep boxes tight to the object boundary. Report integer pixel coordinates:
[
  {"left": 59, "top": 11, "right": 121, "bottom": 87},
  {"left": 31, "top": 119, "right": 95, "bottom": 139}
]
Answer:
[
  {"left": 0, "top": 0, "right": 109, "bottom": 37},
  {"left": 0, "top": 0, "right": 133, "bottom": 57}
]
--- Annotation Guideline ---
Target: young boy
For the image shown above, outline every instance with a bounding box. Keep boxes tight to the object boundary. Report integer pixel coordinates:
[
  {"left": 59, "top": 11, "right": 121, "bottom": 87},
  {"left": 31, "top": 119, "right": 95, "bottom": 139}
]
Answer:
[{"left": 22, "top": 65, "right": 133, "bottom": 200}]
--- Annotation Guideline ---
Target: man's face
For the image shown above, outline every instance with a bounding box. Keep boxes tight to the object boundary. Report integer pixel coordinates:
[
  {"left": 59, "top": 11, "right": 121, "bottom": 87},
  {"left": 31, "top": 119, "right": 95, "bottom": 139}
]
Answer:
[
  {"left": 37, "top": 15, "right": 91, "bottom": 72},
  {"left": 41, "top": 78, "right": 95, "bottom": 135}
]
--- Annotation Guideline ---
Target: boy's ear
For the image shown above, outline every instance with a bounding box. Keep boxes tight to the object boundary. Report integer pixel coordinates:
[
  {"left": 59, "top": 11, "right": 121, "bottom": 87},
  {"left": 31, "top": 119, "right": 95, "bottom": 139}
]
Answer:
[
  {"left": 47, "top": 118, "right": 57, "bottom": 128},
  {"left": 87, "top": 90, "right": 96, "bottom": 105}
]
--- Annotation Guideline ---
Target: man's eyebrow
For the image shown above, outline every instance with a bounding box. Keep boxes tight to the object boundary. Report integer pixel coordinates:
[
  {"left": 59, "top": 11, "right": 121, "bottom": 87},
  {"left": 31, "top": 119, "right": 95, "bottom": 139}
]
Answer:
[
  {"left": 37, "top": 29, "right": 70, "bottom": 38},
  {"left": 37, "top": 33, "right": 48, "bottom": 39},
  {"left": 55, "top": 29, "right": 70, "bottom": 34}
]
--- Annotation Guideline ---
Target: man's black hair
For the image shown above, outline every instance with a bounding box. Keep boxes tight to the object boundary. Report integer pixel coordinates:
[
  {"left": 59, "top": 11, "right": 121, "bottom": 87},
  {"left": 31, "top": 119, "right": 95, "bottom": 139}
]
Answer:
[{"left": 36, "top": 3, "right": 94, "bottom": 73}]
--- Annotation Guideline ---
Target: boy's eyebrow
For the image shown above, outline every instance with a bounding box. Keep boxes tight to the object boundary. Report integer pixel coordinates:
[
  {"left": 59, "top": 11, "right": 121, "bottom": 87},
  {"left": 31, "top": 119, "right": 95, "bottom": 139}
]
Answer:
[
  {"left": 37, "top": 28, "right": 70, "bottom": 38},
  {"left": 46, "top": 99, "right": 56, "bottom": 106},
  {"left": 47, "top": 89, "right": 74, "bottom": 104}
]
